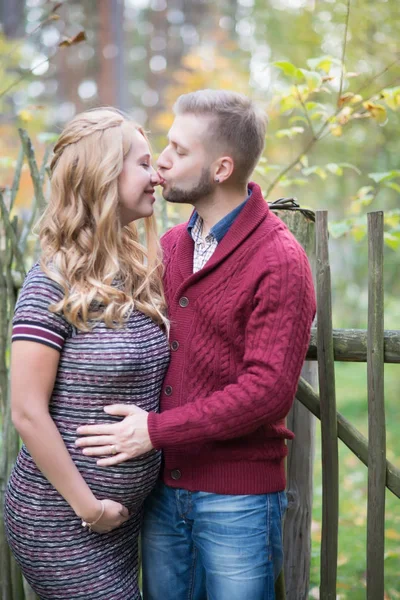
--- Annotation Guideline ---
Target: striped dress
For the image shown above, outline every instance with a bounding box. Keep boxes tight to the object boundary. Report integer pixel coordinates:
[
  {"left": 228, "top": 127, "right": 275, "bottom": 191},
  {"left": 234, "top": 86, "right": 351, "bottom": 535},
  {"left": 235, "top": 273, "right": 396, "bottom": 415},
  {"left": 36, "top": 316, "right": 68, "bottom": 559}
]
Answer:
[{"left": 4, "top": 264, "right": 170, "bottom": 600}]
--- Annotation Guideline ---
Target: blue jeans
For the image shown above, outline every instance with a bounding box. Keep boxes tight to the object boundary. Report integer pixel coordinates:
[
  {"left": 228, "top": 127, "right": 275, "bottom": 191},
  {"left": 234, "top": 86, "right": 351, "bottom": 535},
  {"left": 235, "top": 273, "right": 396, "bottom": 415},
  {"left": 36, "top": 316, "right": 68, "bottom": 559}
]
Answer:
[{"left": 141, "top": 482, "right": 287, "bottom": 600}]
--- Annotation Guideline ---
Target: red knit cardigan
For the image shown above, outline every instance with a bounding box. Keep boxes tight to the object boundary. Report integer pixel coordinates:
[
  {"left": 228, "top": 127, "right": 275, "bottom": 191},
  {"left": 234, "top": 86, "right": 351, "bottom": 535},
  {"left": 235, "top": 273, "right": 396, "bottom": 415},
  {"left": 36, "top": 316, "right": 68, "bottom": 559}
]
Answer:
[{"left": 148, "top": 183, "right": 316, "bottom": 494}]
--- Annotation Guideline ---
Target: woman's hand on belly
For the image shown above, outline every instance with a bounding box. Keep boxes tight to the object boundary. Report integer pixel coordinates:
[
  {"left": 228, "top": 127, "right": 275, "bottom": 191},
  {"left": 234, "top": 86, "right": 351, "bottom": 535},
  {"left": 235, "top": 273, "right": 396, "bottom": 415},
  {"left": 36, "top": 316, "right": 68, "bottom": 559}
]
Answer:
[
  {"left": 87, "top": 498, "right": 130, "bottom": 533},
  {"left": 76, "top": 404, "right": 153, "bottom": 466}
]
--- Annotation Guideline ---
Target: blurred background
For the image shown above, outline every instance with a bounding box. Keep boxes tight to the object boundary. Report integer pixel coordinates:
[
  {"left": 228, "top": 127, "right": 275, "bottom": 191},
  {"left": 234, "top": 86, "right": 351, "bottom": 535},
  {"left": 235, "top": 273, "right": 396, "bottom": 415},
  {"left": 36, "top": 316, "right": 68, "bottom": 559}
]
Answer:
[{"left": 1, "top": 0, "right": 399, "bottom": 597}]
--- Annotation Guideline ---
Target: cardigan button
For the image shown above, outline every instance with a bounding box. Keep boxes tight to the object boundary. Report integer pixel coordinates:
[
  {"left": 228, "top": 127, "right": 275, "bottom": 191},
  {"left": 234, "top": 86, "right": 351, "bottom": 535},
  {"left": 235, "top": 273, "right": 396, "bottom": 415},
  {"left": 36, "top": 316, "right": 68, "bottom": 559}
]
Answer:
[
  {"left": 164, "top": 385, "right": 173, "bottom": 396},
  {"left": 171, "top": 469, "right": 181, "bottom": 480},
  {"left": 171, "top": 341, "right": 179, "bottom": 351},
  {"left": 179, "top": 296, "right": 189, "bottom": 307}
]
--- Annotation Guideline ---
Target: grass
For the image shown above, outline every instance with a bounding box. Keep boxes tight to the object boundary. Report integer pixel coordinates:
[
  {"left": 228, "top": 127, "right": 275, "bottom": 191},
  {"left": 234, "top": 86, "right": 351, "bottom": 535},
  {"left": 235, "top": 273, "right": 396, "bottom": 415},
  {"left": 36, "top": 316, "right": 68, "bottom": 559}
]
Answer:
[{"left": 309, "top": 362, "right": 400, "bottom": 599}]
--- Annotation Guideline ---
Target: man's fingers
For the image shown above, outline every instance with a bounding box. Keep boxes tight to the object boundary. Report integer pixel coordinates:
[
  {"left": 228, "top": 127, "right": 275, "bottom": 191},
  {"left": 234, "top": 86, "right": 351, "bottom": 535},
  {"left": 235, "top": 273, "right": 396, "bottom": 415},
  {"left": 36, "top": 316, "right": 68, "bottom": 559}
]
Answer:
[
  {"left": 81, "top": 445, "right": 115, "bottom": 457},
  {"left": 76, "top": 423, "right": 117, "bottom": 436},
  {"left": 75, "top": 435, "right": 113, "bottom": 448},
  {"left": 104, "top": 404, "right": 138, "bottom": 416},
  {"left": 96, "top": 453, "right": 130, "bottom": 467}
]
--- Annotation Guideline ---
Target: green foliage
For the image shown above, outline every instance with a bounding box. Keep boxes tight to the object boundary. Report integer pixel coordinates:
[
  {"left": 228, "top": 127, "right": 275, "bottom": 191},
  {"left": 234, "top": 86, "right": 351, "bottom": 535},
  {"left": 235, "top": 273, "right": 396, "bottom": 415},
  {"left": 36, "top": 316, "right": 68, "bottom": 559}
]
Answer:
[
  {"left": 368, "top": 170, "right": 400, "bottom": 184},
  {"left": 259, "top": 51, "right": 400, "bottom": 251}
]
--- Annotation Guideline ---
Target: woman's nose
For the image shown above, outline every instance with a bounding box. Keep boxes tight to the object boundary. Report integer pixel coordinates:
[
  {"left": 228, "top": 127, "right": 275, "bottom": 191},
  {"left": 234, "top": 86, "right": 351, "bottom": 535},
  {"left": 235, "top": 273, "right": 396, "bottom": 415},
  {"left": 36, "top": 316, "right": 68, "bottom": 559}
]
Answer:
[{"left": 150, "top": 168, "right": 162, "bottom": 185}]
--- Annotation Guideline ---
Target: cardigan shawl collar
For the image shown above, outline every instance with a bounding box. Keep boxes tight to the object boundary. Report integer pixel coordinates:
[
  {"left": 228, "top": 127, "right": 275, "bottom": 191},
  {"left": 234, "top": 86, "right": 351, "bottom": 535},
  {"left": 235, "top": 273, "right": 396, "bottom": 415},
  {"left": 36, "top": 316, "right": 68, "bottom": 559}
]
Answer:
[{"left": 174, "top": 182, "right": 269, "bottom": 286}]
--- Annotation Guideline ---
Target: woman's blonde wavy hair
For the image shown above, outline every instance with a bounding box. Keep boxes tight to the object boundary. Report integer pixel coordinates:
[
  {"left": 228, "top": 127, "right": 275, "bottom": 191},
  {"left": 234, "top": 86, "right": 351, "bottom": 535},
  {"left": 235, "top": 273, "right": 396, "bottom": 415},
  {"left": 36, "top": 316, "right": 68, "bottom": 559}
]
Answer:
[{"left": 38, "top": 107, "right": 168, "bottom": 332}]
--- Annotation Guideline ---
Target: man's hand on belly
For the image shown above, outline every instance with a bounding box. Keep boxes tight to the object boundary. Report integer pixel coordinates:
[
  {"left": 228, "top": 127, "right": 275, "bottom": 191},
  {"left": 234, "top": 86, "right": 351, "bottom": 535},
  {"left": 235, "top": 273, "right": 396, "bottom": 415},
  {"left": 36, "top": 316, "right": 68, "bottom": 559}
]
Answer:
[{"left": 75, "top": 404, "right": 153, "bottom": 466}]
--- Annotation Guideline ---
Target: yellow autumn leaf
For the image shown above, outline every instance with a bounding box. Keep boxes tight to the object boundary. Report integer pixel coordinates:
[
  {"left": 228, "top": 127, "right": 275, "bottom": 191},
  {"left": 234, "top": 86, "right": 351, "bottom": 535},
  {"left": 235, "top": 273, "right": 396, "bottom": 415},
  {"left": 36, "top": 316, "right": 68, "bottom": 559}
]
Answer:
[
  {"left": 338, "top": 92, "right": 355, "bottom": 107},
  {"left": 18, "top": 110, "right": 33, "bottom": 122},
  {"left": 363, "top": 101, "right": 387, "bottom": 124},
  {"left": 330, "top": 124, "right": 343, "bottom": 137},
  {"left": 59, "top": 31, "right": 86, "bottom": 48},
  {"left": 381, "top": 88, "right": 400, "bottom": 111}
]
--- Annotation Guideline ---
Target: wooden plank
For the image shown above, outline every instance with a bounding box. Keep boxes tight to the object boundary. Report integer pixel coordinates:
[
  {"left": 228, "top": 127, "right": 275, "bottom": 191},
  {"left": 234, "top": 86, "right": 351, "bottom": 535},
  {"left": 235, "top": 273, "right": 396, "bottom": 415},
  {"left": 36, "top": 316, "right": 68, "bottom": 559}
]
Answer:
[
  {"left": 366, "top": 212, "right": 386, "bottom": 599},
  {"left": 284, "top": 363, "right": 316, "bottom": 600},
  {"left": 296, "top": 376, "right": 400, "bottom": 500},
  {"left": 272, "top": 209, "right": 316, "bottom": 600},
  {"left": 307, "top": 328, "right": 400, "bottom": 363},
  {"left": 316, "top": 210, "right": 338, "bottom": 600}
]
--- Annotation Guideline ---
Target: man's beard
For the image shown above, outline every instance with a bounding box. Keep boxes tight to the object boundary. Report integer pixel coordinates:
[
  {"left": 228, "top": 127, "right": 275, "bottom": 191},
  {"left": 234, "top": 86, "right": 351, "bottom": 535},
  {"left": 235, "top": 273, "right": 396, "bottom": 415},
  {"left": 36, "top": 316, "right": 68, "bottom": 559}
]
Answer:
[{"left": 163, "top": 167, "right": 214, "bottom": 204}]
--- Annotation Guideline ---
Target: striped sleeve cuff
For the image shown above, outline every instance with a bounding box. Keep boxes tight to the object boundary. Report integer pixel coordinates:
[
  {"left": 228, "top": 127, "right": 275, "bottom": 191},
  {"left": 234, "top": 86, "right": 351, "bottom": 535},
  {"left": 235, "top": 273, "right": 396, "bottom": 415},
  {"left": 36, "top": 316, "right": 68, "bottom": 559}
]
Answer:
[{"left": 12, "top": 322, "right": 66, "bottom": 351}]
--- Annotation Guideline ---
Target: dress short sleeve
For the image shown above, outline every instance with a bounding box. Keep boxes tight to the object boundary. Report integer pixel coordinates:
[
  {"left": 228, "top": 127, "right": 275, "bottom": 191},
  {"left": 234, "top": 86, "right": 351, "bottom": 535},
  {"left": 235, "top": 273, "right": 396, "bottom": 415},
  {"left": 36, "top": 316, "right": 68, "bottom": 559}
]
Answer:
[{"left": 12, "top": 263, "right": 72, "bottom": 352}]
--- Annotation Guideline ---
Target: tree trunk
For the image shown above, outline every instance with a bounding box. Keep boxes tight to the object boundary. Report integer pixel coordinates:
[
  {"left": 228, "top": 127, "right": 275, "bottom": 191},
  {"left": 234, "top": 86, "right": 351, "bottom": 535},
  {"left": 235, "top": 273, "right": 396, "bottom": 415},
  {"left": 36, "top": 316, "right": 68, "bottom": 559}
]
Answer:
[{"left": 97, "top": 0, "right": 125, "bottom": 109}]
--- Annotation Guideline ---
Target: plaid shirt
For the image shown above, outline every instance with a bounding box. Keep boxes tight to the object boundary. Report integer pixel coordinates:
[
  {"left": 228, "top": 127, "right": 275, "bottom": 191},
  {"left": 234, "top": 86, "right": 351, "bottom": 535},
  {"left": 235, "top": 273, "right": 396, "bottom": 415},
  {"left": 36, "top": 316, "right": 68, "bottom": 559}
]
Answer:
[{"left": 190, "top": 215, "right": 218, "bottom": 273}]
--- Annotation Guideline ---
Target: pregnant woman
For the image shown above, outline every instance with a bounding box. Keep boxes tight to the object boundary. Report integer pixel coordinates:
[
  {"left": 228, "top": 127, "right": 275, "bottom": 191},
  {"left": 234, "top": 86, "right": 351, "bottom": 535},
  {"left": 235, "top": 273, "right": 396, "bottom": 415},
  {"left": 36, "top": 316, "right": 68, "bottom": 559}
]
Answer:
[{"left": 4, "top": 107, "right": 170, "bottom": 599}]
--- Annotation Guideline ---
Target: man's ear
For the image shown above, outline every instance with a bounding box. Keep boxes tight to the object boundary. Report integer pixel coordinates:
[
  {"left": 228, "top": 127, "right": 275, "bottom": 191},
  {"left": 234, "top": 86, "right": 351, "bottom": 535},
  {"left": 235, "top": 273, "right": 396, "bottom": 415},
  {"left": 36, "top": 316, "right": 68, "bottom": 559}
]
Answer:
[{"left": 214, "top": 156, "right": 234, "bottom": 183}]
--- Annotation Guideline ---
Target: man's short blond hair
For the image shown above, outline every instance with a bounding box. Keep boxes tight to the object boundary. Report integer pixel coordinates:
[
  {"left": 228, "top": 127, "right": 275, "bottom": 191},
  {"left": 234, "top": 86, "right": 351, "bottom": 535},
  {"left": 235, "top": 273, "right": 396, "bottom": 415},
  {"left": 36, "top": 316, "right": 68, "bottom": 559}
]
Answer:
[{"left": 173, "top": 89, "right": 267, "bottom": 184}]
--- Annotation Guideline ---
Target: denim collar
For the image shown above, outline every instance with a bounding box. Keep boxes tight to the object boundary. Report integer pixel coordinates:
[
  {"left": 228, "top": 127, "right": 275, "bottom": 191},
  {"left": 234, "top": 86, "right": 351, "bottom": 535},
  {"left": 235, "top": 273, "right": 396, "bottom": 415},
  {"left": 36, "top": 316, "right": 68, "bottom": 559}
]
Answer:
[{"left": 187, "top": 189, "right": 252, "bottom": 243}]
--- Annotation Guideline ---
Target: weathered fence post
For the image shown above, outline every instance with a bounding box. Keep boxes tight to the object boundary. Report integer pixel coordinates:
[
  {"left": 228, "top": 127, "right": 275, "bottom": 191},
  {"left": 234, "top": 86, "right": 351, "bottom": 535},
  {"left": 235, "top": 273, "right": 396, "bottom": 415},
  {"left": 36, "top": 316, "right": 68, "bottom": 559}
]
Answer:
[
  {"left": 315, "top": 210, "right": 339, "bottom": 600},
  {"left": 272, "top": 207, "right": 316, "bottom": 600},
  {"left": 366, "top": 211, "right": 386, "bottom": 599}
]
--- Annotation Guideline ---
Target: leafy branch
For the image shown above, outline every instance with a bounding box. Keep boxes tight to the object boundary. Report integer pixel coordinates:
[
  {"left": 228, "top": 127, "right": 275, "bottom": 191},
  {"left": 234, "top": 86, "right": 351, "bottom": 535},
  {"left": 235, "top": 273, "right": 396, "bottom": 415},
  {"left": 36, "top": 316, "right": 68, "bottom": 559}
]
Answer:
[
  {"left": 338, "top": 0, "right": 351, "bottom": 105},
  {"left": 0, "top": 6, "right": 86, "bottom": 102},
  {"left": 265, "top": 62, "right": 400, "bottom": 198}
]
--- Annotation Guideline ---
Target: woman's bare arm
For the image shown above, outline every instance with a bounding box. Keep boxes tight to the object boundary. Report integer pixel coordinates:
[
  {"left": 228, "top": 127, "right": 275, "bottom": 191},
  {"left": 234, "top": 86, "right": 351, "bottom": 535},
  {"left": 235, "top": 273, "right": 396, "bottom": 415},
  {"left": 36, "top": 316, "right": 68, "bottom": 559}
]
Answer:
[{"left": 11, "top": 341, "right": 129, "bottom": 531}]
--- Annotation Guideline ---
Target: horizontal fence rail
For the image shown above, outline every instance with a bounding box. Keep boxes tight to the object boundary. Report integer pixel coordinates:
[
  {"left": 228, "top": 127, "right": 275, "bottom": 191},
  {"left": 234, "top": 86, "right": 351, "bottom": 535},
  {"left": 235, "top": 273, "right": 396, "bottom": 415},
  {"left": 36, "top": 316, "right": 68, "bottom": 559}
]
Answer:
[{"left": 307, "top": 328, "right": 400, "bottom": 363}]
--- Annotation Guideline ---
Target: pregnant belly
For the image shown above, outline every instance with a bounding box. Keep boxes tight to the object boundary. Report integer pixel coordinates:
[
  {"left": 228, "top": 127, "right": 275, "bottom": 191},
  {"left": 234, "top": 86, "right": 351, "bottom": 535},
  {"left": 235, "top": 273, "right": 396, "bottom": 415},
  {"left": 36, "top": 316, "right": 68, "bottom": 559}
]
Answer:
[
  {"left": 14, "top": 443, "right": 161, "bottom": 513},
  {"left": 73, "top": 447, "right": 162, "bottom": 511}
]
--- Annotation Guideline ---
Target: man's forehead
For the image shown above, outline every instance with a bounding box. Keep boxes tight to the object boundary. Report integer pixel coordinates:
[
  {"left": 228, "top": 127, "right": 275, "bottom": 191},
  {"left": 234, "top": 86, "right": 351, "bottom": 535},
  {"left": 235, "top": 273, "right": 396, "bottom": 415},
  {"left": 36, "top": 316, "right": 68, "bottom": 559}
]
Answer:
[{"left": 168, "top": 114, "right": 211, "bottom": 145}]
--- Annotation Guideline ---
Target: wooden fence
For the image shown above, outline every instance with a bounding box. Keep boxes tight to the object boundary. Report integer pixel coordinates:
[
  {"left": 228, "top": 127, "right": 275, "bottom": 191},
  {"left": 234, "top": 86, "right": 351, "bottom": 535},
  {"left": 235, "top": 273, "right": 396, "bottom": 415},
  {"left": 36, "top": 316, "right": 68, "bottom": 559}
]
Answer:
[
  {"left": 0, "top": 133, "right": 399, "bottom": 599},
  {"left": 277, "top": 208, "right": 400, "bottom": 600}
]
